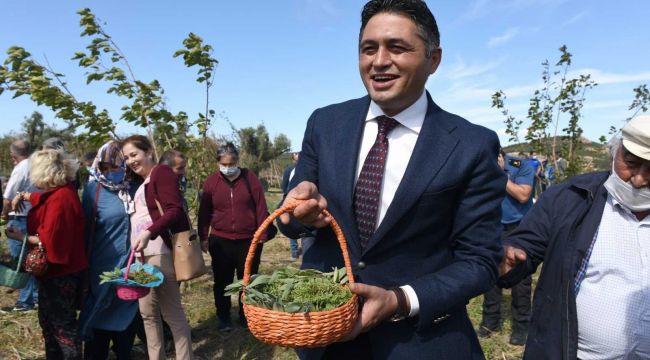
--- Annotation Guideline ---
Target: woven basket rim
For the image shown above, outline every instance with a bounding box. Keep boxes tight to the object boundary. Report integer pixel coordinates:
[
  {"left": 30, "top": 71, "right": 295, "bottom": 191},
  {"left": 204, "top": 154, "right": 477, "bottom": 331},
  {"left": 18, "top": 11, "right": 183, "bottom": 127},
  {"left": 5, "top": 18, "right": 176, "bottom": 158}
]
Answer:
[
  {"left": 242, "top": 199, "right": 355, "bottom": 287},
  {"left": 242, "top": 293, "right": 359, "bottom": 315}
]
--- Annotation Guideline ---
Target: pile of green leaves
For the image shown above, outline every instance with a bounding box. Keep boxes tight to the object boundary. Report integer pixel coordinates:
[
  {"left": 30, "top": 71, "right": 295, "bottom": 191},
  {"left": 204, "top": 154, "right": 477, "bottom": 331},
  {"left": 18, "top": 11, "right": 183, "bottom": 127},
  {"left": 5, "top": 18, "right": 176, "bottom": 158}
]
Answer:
[
  {"left": 225, "top": 267, "right": 352, "bottom": 313},
  {"left": 99, "top": 266, "right": 158, "bottom": 285}
]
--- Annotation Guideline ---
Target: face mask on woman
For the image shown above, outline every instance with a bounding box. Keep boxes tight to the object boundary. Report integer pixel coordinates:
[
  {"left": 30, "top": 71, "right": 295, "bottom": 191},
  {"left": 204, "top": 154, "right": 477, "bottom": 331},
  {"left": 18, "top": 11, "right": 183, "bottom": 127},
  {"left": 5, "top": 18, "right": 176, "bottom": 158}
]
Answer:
[
  {"left": 603, "top": 170, "right": 650, "bottom": 212},
  {"left": 219, "top": 165, "right": 240, "bottom": 177},
  {"left": 105, "top": 168, "right": 126, "bottom": 184}
]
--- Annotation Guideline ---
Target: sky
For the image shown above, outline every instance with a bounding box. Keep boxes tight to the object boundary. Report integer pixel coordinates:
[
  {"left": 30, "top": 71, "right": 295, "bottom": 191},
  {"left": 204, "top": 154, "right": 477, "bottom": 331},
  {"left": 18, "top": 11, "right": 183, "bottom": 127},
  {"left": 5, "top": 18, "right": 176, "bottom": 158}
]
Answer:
[{"left": 1, "top": 0, "right": 649, "bottom": 151}]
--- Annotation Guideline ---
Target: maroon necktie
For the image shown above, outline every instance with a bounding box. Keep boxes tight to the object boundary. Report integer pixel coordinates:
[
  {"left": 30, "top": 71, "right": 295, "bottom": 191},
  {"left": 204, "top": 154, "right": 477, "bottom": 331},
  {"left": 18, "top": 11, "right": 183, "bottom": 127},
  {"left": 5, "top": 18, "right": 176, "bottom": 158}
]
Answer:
[{"left": 354, "top": 116, "right": 398, "bottom": 249}]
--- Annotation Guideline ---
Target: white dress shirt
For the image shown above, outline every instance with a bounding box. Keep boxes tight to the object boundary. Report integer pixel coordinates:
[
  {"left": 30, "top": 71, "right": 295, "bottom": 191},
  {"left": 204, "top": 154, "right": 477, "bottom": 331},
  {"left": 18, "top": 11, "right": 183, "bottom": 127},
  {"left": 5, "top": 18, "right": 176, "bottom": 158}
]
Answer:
[
  {"left": 356, "top": 90, "right": 428, "bottom": 317},
  {"left": 576, "top": 195, "right": 650, "bottom": 359}
]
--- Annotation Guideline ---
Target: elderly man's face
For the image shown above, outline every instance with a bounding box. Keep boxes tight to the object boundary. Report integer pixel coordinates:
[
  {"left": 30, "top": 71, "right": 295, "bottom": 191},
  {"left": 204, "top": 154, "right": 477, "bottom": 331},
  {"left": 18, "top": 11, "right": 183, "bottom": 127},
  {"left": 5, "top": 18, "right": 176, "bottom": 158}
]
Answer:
[{"left": 614, "top": 146, "right": 650, "bottom": 189}]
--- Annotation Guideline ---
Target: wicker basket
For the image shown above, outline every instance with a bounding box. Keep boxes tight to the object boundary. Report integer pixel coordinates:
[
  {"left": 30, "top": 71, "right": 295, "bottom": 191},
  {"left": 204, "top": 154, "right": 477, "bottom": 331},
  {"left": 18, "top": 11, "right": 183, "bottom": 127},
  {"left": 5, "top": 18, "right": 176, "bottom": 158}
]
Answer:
[
  {"left": 242, "top": 200, "right": 359, "bottom": 348},
  {"left": 0, "top": 237, "right": 30, "bottom": 289},
  {"left": 115, "top": 249, "right": 151, "bottom": 301}
]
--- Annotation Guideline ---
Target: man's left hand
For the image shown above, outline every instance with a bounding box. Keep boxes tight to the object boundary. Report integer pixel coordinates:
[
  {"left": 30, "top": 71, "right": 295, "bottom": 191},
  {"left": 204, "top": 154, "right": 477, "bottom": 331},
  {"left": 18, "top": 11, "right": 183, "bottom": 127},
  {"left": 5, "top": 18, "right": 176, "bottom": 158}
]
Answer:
[{"left": 341, "top": 283, "right": 399, "bottom": 341}]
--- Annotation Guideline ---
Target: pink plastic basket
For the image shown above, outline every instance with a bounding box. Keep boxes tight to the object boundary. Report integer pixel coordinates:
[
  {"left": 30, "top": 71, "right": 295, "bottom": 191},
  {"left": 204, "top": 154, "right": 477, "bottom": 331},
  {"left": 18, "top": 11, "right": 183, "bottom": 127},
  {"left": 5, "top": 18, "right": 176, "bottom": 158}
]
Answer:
[
  {"left": 116, "top": 284, "right": 150, "bottom": 300},
  {"left": 115, "top": 249, "right": 150, "bottom": 301}
]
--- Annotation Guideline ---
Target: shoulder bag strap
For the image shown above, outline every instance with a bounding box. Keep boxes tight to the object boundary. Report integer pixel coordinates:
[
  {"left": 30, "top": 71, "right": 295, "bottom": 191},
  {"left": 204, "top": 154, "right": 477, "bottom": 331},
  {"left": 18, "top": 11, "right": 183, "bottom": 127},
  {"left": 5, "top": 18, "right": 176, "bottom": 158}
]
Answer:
[{"left": 86, "top": 184, "right": 102, "bottom": 258}]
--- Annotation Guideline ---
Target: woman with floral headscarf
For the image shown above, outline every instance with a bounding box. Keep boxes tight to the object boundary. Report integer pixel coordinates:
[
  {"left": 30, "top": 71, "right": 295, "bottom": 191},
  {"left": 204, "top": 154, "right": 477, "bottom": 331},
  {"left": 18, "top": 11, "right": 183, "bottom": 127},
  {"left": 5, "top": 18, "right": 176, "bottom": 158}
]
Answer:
[{"left": 78, "top": 140, "right": 139, "bottom": 359}]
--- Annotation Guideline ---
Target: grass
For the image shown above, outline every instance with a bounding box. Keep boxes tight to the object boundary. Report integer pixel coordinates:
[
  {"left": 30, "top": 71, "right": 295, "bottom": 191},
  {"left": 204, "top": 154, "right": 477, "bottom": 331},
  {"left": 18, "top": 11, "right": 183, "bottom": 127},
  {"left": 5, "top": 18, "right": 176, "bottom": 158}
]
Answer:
[{"left": 0, "top": 189, "right": 527, "bottom": 359}]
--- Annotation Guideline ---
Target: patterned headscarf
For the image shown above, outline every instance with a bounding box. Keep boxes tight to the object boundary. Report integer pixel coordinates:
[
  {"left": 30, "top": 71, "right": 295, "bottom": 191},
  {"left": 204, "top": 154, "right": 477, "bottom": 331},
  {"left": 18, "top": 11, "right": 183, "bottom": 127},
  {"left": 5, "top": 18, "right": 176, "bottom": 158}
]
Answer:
[{"left": 89, "top": 140, "right": 133, "bottom": 213}]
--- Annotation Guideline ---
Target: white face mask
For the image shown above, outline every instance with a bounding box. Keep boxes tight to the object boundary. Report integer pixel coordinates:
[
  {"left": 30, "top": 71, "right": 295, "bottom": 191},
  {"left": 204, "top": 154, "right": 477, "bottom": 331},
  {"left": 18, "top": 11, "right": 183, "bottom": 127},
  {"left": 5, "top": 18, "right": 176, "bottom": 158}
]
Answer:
[
  {"left": 603, "top": 170, "right": 650, "bottom": 212},
  {"left": 219, "top": 165, "right": 240, "bottom": 177}
]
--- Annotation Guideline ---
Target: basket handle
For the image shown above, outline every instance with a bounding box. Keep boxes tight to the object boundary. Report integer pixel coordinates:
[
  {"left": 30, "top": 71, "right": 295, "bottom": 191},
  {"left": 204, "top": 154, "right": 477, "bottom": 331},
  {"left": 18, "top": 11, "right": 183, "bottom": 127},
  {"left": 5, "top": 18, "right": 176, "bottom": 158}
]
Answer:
[
  {"left": 15, "top": 235, "right": 29, "bottom": 272},
  {"left": 123, "top": 248, "right": 145, "bottom": 281},
  {"left": 243, "top": 199, "right": 355, "bottom": 286}
]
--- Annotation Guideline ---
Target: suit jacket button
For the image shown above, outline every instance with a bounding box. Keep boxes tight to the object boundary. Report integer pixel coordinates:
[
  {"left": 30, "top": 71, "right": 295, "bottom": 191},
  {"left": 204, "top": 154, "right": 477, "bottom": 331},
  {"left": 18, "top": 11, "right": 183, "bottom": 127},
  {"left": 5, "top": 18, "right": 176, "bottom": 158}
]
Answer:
[{"left": 357, "top": 261, "right": 366, "bottom": 269}]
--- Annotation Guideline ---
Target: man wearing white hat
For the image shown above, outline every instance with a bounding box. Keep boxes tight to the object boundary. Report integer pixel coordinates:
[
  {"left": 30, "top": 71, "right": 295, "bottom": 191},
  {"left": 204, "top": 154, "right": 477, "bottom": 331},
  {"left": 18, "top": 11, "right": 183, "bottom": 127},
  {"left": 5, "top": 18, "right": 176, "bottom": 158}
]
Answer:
[{"left": 498, "top": 115, "right": 650, "bottom": 359}]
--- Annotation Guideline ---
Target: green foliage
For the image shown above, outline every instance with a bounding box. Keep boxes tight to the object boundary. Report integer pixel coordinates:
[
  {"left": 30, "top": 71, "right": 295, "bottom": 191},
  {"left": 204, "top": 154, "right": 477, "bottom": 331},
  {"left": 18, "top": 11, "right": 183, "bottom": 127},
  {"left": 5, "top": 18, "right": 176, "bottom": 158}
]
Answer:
[
  {"left": 225, "top": 267, "right": 351, "bottom": 313},
  {"left": 491, "top": 90, "right": 522, "bottom": 144},
  {"left": 0, "top": 46, "right": 116, "bottom": 145},
  {"left": 237, "top": 125, "right": 291, "bottom": 175},
  {"left": 492, "top": 45, "right": 597, "bottom": 180},
  {"left": 0, "top": 8, "right": 291, "bottom": 210},
  {"left": 628, "top": 84, "right": 649, "bottom": 120},
  {"left": 99, "top": 266, "right": 158, "bottom": 285}
]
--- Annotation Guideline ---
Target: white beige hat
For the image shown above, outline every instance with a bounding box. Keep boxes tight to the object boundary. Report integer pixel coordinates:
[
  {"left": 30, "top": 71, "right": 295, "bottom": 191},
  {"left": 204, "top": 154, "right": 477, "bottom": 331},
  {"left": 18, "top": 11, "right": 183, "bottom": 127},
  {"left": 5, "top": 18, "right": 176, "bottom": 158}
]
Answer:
[{"left": 622, "top": 115, "right": 650, "bottom": 160}]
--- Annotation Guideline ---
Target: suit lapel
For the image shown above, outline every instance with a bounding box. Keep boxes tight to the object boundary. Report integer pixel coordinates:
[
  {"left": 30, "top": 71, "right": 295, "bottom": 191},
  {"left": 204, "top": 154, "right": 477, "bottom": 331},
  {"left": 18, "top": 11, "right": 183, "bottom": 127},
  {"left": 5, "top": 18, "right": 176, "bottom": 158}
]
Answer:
[
  {"left": 332, "top": 97, "right": 370, "bottom": 257},
  {"left": 363, "top": 94, "right": 459, "bottom": 253}
]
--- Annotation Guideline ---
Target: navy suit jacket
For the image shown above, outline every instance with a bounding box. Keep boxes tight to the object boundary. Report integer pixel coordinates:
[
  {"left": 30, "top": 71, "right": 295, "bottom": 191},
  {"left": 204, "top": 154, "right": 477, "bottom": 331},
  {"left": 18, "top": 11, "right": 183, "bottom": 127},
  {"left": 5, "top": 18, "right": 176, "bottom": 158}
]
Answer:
[{"left": 282, "top": 92, "right": 506, "bottom": 359}]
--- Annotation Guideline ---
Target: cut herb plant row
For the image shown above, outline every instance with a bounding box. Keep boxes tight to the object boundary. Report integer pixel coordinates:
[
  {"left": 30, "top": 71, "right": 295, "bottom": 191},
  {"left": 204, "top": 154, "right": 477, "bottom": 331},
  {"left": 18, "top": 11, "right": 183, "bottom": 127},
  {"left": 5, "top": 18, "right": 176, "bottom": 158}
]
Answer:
[{"left": 226, "top": 267, "right": 352, "bottom": 313}]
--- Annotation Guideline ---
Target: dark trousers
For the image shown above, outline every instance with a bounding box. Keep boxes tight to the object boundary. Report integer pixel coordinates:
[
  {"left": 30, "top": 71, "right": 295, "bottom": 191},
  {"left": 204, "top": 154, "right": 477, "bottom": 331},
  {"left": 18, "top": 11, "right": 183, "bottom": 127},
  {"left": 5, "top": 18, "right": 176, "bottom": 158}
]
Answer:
[
  {"left": 481, "top": 275, "right": 532, "bottom": 332},
  {"left": 39, "top": 273, "right": 83, "bottom": 360},
  {"left": 296, "top": 333, "right": 373, "bottom": 360},
  {"left": 481, "top": 222, "right": 532, "bottom": 333},
  {"left": 208, "top": 235, "right": 262, "bottom": 322},
  {"left": 84, "top": 322, "right": 136, "bottom": 360}
]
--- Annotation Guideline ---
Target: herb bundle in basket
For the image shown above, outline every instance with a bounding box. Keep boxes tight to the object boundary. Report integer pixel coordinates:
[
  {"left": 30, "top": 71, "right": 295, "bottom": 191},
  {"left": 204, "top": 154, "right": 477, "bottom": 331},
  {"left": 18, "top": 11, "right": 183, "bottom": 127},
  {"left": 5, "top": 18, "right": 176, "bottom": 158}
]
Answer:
[
  {"left": 226, "top": 267, "right": 352, "bottom": 313},
  {"left": 99, "top": 266, "right": 160, "bottom": 285},
  {"left": 99, "top": 249, "right": 164, "bottom": 300},
  {"left": 238, "top": 200, "right": 359, "bottom": 348}
]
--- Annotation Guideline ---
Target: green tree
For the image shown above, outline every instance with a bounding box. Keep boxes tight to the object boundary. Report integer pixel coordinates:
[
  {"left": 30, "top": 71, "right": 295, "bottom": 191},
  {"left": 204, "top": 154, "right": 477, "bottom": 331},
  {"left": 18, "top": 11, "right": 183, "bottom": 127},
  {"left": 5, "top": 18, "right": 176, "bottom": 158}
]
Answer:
[
  {"left": 237, "top": 125, "right": 291, "bottom": 175},
  {"left": 492, "top": 45, "right": 597, "bottom": 179},
  {"left": 21, "top": 111, "right": 77, "bottom": 149},
  {"left": 0, "top": 8, "right": 291, "bottom": 211}
]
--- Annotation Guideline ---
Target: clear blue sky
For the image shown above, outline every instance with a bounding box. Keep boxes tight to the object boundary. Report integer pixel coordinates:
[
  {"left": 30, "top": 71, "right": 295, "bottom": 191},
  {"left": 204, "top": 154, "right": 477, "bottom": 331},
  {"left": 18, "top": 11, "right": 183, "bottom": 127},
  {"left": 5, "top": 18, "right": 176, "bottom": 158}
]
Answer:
[{"left": 1, "top": 0, "right": 649, "bottom": 150}]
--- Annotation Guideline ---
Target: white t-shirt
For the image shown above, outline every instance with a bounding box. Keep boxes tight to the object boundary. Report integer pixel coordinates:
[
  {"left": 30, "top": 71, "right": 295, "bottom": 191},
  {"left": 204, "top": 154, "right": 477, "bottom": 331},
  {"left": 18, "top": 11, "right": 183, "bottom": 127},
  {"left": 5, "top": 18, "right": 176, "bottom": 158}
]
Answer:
[{"left": 3, "top": 159, "right": 33, "bottom": 216}]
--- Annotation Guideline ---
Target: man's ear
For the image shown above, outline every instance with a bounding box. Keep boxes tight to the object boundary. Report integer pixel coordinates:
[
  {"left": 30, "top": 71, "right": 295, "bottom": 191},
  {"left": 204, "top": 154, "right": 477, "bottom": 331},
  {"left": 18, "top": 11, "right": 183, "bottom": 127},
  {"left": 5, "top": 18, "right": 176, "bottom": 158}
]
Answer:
[{"left": 429, "top": 47, "right": 442, "bottom": 75}]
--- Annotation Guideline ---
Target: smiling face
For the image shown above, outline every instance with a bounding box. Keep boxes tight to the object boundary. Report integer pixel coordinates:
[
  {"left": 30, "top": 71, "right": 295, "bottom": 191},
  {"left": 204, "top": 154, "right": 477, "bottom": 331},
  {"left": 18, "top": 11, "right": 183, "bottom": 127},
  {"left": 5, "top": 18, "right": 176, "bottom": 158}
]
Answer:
[
  {"left": 359, "top": 12, "right": 441, "bottom": 117},
  {"left": 122, "top": 143, "right": 155, "bottom": 178}
]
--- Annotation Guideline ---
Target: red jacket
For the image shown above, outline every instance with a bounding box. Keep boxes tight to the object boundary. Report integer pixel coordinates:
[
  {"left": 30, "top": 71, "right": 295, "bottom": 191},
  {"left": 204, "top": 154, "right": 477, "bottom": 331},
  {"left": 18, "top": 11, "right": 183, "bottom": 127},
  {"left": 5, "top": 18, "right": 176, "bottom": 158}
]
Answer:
[
  {"left": 28, "top": 183, "right": 87, "bottom": 279},
  {"left": 198, "top": 169, "right": 269, "bottom": 241},
  {"left": 144, "top": 165, "right": 190, "bottom": 248}
]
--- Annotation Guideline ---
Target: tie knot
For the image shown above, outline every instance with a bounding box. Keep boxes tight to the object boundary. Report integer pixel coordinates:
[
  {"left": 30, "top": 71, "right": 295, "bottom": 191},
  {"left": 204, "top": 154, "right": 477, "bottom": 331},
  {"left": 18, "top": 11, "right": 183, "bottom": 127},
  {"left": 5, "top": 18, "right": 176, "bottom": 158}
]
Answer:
[{"left": 376, "top": 116, "right": 398, "bottom": 137}]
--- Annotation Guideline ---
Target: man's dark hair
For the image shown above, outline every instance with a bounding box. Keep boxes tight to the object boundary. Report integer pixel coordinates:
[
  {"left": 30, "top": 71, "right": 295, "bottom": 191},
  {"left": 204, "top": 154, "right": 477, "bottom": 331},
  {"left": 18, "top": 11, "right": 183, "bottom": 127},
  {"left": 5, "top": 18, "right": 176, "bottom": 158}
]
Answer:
[
  {"left": 360, "top": 0, "right": 440, "bottom": 58},
  {"left": 159, "top": 149, "right": 187, "bottom": 167},
  {"left": 10, "top": 139, "right": 32, "bottom": 158}
]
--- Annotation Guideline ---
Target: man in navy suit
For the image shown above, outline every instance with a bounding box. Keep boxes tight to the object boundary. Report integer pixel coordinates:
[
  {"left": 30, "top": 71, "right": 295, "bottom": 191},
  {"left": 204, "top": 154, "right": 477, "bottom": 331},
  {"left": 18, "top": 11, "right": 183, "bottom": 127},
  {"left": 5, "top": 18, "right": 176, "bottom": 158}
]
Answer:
[{"left": 279, "top": 1, "right": 505, "bottom": 358}]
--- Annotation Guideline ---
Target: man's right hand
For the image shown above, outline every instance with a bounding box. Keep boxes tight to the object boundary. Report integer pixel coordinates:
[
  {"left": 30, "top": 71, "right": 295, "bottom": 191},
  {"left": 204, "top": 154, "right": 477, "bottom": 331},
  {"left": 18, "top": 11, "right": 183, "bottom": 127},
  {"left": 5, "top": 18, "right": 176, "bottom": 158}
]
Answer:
[
  {"left": 278, "top": 181, "right": 330, "bottom": 228},
  {"left": 500, "top": 245, "right": 527, "bottom": 276}
]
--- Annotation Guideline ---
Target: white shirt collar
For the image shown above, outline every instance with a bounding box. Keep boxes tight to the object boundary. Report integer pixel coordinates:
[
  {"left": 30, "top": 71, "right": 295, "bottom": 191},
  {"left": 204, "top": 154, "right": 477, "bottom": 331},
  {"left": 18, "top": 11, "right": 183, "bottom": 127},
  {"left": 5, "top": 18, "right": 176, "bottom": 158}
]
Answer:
[{"left": 365, "top": 90, "right": 427, "bottom": 134}]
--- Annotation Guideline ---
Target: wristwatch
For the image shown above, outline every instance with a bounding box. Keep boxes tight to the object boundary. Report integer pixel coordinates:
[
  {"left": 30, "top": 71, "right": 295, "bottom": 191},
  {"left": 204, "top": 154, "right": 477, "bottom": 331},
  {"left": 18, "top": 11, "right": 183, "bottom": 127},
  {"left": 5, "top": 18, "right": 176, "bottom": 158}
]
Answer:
[{"left": 388, "top": 287, "right": 409, "bottom": 322}]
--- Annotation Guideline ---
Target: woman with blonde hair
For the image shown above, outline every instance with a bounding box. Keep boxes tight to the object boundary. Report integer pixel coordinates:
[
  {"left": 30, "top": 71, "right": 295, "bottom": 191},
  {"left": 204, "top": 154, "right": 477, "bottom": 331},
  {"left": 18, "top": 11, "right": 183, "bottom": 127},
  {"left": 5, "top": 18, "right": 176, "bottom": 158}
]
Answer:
[
  {"left": 122, "top": 135, "right": 193, "bottom": 360},
  {"left": 7, "top": 149, "right": 88, "bottom": 359}
]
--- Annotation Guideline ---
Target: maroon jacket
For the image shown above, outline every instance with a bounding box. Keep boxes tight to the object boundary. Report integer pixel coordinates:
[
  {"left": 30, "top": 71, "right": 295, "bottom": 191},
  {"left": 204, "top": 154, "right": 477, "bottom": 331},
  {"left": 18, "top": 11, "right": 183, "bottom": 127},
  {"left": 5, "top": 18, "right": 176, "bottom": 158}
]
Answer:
[
  {"left": 144, "top": 165, "right": 189, "bottom": 248},
  {"left": 198, "top": 169, "right": 269, "bottom": 241},
  {"left": 28, "top": 183, "right": 88, "bottom": 279}
]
